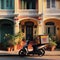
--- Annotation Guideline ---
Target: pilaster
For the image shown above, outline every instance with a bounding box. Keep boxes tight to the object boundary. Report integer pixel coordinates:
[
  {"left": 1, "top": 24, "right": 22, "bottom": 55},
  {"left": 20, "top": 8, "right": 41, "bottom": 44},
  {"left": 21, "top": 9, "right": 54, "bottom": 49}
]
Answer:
[
  {"left": 14, "top": 21, "right": 19, "bottom": 35},
  {"left": 15, "top": 0, "right": 19, "bottom": 14}
]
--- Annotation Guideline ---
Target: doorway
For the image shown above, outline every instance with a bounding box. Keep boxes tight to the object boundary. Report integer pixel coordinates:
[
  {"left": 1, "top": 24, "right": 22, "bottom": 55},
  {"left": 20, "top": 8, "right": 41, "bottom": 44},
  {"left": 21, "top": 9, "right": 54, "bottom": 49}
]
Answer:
[{"left": 25, "top": 22, "right": 34, "bottom": 41}]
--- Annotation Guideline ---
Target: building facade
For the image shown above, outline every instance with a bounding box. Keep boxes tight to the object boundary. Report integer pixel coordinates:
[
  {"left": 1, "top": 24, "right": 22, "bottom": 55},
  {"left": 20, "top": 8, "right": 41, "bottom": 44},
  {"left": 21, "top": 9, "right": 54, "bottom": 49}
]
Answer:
[
  {"left": 42, "top": 0, "right": 60, "bottom": 42},
  {"left": 0, "top": 0, "right": 60, "bottom": 43}
]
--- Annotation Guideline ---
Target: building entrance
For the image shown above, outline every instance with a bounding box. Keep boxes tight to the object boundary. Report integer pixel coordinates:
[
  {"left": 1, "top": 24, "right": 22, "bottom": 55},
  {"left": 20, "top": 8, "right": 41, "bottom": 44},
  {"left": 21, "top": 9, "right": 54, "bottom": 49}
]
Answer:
[{"left": 25, "top": 22, "right": 34, "bottom": 41}]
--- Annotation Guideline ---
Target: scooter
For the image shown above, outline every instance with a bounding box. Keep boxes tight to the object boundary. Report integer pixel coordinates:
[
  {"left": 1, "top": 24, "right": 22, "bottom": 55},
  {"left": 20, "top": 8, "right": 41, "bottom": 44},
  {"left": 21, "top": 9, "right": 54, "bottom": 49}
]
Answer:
[{"left": 19, "top": 40, "right": 46, "bottom": 56}]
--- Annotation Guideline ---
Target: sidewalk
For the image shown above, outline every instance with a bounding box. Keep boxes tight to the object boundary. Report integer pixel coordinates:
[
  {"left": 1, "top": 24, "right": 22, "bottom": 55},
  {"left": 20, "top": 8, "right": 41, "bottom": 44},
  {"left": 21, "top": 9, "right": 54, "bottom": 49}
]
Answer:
[
  {"left": 0, "top": 50, "right": 60, "bottom": 56},
  {"left": 45, "top": 51, "right": 60, "bottom": 56}
]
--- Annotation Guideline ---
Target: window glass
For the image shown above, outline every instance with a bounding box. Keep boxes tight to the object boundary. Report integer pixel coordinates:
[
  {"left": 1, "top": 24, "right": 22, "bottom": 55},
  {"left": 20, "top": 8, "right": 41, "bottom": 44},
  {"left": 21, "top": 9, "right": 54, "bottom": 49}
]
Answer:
[
  {"left": 21, "top": 0, "right": 36, "bottom": 9},
  {"left": 1, "top": 0, "right": 4, "bottom": 9},
  {"left": 47, "top": 0, "right": 55, "bottom": 8},
  {"left": 47, "top": 0, "right": 50, "bottom": 8},
  {"left": 48, "top": 27, "right": 50, "bottom": 34},
  {"left": 0, "top": 0, "right": 14, "bottom": 9},
  {"left": 32, "top": 0, "right": 36, "bottom": 9},
  {"left": 52, "top": 0, "right": 55, "bottom": 8}
]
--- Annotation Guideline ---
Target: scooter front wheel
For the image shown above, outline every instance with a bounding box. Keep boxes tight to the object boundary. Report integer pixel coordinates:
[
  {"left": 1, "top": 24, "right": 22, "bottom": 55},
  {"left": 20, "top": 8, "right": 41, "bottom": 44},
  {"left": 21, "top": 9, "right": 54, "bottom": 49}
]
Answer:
[{"left": 38, "top": 49, "right": 45, "bottom": 56}]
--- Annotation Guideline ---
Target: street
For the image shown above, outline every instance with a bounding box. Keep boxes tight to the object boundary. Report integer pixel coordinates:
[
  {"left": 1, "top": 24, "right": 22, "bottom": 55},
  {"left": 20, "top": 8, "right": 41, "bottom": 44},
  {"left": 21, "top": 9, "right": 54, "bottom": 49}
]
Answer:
[{"left": 0, "top": 56, "right": 60, "bottom": 60}]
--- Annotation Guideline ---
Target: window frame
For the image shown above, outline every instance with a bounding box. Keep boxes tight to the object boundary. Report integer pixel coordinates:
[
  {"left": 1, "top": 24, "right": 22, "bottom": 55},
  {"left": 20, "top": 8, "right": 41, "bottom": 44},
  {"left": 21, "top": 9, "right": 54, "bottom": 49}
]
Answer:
[
  {"left": 0, "top": 0, "right": 14, "bottom": 9},
  {"left": 47, "top": 0, "right": 56, "bottom": 9},
  {"left": 45, "top": 22, "right": 56, "bottom": 35},
  {"left": 20, "top": 0, "right": 36, "bottom": 9}
]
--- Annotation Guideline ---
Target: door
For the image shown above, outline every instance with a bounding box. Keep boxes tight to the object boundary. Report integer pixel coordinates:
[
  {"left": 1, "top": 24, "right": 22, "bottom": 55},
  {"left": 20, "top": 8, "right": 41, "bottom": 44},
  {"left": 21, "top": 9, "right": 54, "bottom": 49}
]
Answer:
[
  {"left": 25, "top": 22, "right": 34, "bottom": 41},
  {"left": 26, "top": 26, "right": 33, "bottom": 40}
]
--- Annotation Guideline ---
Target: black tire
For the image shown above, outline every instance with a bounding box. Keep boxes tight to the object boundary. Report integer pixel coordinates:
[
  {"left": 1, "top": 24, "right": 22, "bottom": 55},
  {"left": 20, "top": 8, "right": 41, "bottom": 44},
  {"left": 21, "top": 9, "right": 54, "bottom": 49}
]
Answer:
[
  {"left": 38, "top": 49, "right": 45, "bottom": 56},
  {"left": 19, "top": 49, "right": 26, "bottom": 56},
  {"left": 19, "top": 49, "right": 27, "bottom": 56},
  {"left": 19, "top": 49, "right": 24, "bottom": 56}
]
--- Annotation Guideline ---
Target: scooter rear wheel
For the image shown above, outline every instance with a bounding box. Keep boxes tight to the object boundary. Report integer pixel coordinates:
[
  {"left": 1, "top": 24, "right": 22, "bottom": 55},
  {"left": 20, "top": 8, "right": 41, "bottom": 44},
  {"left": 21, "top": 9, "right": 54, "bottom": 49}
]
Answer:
[
  {"left": 19, "top": 50, "right": 24, "bottom": 56},
  {"left": 19, "top": 49, "right": 27, "bottom": 56}
]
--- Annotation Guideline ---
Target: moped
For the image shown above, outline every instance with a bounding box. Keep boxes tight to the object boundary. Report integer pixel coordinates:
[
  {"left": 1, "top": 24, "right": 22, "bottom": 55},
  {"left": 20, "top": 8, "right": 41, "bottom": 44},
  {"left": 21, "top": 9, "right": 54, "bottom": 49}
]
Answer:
[{"left": 19, "top": 40, "right": 46, "bottom": 56}]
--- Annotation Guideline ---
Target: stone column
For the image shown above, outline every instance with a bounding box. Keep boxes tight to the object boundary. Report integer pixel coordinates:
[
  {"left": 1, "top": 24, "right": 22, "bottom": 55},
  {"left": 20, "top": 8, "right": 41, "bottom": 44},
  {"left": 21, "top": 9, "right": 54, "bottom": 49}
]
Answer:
[
  {"left": 14, "top": 21, "right": 19, "bottom": 35},
  {"left": 38, "top": 0, "right": 43, "bottom": 14},
  {"left": 37, "top": 20, "right": 44, "bottom": 35},
  {"left": 38, "top": 0, "right": 44, "bottom": 35},
  {"left": 15, "top": 0, "right": 19, "bottom": 14}
]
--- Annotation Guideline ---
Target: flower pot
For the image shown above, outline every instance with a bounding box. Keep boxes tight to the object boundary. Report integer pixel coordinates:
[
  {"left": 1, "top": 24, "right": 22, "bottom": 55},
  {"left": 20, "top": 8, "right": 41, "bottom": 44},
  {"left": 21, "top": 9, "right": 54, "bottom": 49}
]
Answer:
[
  {"left": 51, "top": 45, "right": 56, "bottom": 51},
  {"left": 14, "top": 45, "right": 17, "bottom": 51},
  {"left": 7, "top": 47, "right": 11, "bottom": 51}
]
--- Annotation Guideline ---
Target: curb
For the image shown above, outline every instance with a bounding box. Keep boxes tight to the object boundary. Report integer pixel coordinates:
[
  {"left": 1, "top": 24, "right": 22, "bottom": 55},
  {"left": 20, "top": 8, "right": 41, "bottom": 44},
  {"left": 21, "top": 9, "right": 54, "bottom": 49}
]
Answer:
[
  {"left": 45, "top": 51, "right": 60, "bottom": 56},
  {"left": 0, "top": 50, "right": 60, "bottom": 56}
]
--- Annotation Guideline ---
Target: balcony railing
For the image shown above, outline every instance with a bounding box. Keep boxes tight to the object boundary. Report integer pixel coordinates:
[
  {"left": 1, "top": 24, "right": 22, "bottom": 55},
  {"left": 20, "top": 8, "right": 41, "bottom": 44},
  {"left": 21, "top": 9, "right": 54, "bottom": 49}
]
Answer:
[
  {"left": 17, "top": 9, "right": 38, "bottom": 16},
  {"left": 44, "top": 9, "right": 60, "bottom": 15},
  {"left": 0, "top": 9, "right": 14, "bottom": 16}
]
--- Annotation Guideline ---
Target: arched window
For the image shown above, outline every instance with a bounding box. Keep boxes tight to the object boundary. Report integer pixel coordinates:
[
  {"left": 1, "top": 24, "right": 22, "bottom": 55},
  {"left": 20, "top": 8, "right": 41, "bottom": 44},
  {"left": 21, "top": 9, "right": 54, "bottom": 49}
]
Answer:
[
  {"left": 45, "top": 22, "right": 56, "bottom": 35},
  {"left": 46, "top": 22, "right": 54, "bottom": 25}
]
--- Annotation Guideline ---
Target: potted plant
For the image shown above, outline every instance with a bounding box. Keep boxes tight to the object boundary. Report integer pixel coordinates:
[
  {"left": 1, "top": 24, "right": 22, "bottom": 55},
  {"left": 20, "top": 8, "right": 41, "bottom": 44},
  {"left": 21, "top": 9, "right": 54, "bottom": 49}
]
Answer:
[
  {"left": 2, "top": 34, "right": 12, "bottom": 51},
  {"left": 3, "top": 30, "right": 24, "bottom": 51},
  {"left": 49, "top": 37, "right": 57, "bottom": 51},
  {"left": 3, "top": 34, "right": 17, "bottom": 51},
  {"left": 9, "top": 30, "right": 24, "bottom": 51},
  {"left": 8, "top": 36, "right": 17, "bottom": 51}
]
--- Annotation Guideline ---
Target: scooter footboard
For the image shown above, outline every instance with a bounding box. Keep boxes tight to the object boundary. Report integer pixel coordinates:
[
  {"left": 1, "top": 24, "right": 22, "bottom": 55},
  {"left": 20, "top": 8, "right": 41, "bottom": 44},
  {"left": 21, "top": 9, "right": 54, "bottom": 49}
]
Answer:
[{"left": 38, "top": 45, "right": 46, "bottom": 49}]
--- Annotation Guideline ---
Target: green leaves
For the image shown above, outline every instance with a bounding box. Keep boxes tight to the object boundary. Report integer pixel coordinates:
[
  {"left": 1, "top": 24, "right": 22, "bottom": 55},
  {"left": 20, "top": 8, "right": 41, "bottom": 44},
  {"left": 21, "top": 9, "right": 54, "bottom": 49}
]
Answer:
[{"left": 3, "top": 30, "right": 24, "bottom": 47}]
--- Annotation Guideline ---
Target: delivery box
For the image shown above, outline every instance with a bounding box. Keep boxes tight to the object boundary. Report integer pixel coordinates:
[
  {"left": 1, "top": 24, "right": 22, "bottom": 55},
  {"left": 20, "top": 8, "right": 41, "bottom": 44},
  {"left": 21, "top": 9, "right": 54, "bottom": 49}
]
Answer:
[{"left": 39, "top": 35, "right": 49, "bottom": 44}]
